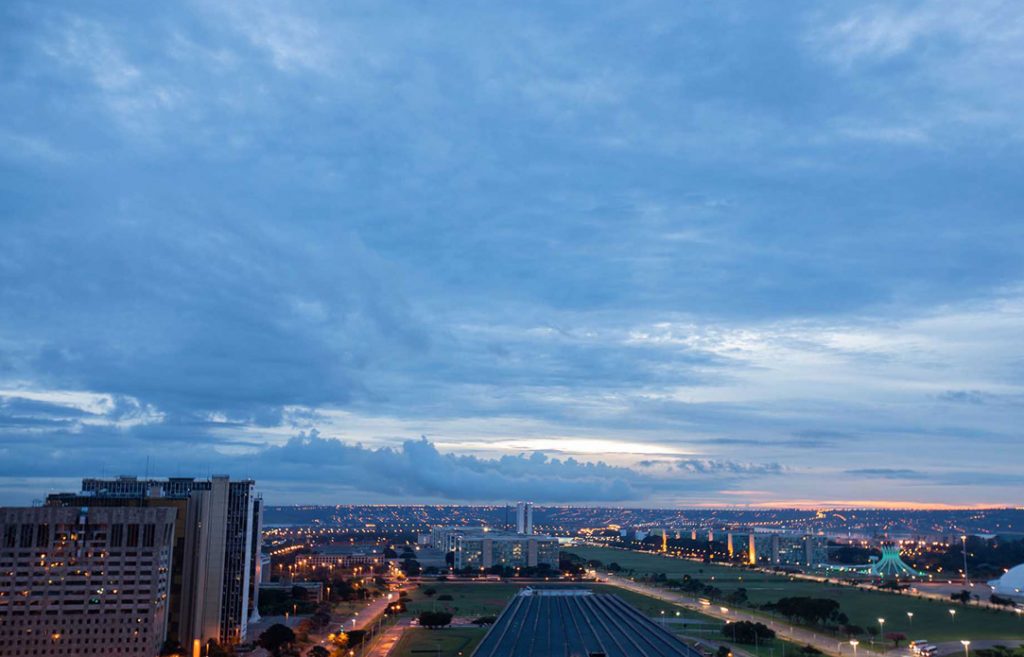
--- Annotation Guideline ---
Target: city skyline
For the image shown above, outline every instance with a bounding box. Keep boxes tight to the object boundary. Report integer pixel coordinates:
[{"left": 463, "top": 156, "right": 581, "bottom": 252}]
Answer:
[{"left": 2, "top": 2, "right": 1024, "bottom": 507}]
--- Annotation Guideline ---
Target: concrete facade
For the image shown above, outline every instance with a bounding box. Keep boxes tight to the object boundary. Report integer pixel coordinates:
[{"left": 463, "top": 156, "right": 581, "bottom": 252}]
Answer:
[
  {"left": 430, "top": 527, "right": 558, "bottom": 570},
  {"left": 72, "top": 476, "right": 262, "bottom": 647},
  {"left": 0, "top": 505, "right": 177, "bottom": 657}
]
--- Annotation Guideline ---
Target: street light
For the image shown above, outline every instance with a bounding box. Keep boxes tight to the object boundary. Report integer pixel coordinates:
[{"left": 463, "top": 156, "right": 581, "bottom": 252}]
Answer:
[
  {"left": 949, "top": 609, "right": 957, "bottom": 623},
  {"left": 961, "top": 640, "right": 971, "bottom": 657},
  {"left": 961, "top": 535, "right": 969, "bottom": 586},
  {"left": 850, "top": 639, "right": 860, "bottom": 657},
  {"left": 878, "top": 618, "right": 885, "bottom": 644},
  {"left": 907, "top": 612, "right": 913, "bottom": 626}
]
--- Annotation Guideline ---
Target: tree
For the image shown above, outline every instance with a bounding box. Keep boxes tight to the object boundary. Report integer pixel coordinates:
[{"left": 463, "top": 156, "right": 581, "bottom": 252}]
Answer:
[
  {"left": 383, "top": 547, "right": 398, "bottom": 559},
  {"left": 437, "top": 594, "right": 453, "bottom": 601},
  {"left": 472, "top": 616, "right": 497, "bottom": 625},
  {"left": 423, "top": 587, "right": 438, "bottom": 597},
  {"left": 418, "top": 611, "right": 454, "bottom": 628},
  {"left": 726, "top": 588, "right": 749, "bottom": 606},
  {"left": 991, "top": 594, "right": 1017, "bottom": 607},
  {"left": 308, "top": 647, "right": 330, "bottom": 657},
  {"left": 607, "top": 562, "right": 622, "bottom": 572},
  {"left": 259, "top": 624, "right": 297, "bottom": 657},
  {"left": 951, "top": 590, "right": 972, "bottom": 605},
  {"left": 159, "top": 640, "right": 184, "bottom": 656},
  {"left": 773, "top": 597, "right": 841, "bottom": 626},
  {"left": 885, "top": 632, "right": 907, "bottom": 648},
  {"left": 723, "top": 621, "right": 776, "bottom": 644}
]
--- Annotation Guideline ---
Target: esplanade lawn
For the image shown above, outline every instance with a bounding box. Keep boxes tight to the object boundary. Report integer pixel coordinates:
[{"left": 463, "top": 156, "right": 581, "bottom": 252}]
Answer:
[{"left": 567, "top": 546, "right": 1024, "bottom": 642}]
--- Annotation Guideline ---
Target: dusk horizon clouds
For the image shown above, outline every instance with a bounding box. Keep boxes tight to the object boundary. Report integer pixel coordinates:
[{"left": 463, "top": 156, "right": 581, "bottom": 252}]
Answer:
[{"left": 1, "top": 1, "right": 1022, "bottom": 506}]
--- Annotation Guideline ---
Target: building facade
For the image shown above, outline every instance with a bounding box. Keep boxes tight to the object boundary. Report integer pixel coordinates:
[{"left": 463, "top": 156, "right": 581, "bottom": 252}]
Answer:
[
  {"left": 515, "top": 502, "right": 534, "bottom": 535},
  {"left": 69, "top": 476, "right": 262, "bottom": 647},
  {"left": 430, "top": 527, "right": 558, "bottom": 570},
  {"left": 308, "top": 546, "right": 386, "bottom": 569},
  {"left": 748, "top": 532, "right": 826, "bottom": 567},
  {"left": 0, "top": 505, "right": 177, "bottom": 657}
]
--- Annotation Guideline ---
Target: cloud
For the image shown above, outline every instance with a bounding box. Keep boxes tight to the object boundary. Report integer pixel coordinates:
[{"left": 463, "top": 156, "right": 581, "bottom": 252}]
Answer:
[
  {"left": 937, "top": 390, "right": 993, "bottom": 405},
  {"left": 844, "top": 468, "right": 927, "bottom": 480},
  {"left": 0, "top": 1, "right": 1023, "bottom": 506},
  {"left": 675, "top": 459, "right": 784, "bottom": 476},
  {"left": 0, "top": 428, "right": 718, "bottom": 504}
]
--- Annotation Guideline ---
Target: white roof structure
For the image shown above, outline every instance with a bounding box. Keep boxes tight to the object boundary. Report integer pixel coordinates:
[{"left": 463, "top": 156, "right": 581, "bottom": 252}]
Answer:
[{"left": 989, "top": 563, "right": 1024, "bottom": 598}]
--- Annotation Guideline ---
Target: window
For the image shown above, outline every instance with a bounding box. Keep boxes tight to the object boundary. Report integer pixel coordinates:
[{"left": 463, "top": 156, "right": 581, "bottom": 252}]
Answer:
[
  {"left": 126, "top": 525, "right": 139, "bottom": 548},
  {"left": 3, "top": 525, "right": 14, "bottom": 548},
  {"left": 20, "top": 524, "right": 33, "bottom": 548},
  {"left": 35, "top": 524, "right": 49, "bottom": 548},
  {"left": 110, "top": 525, "right": 123, "bottom": 548},
  {"left": 142, "top": 525, "right": 155, "bottom": 548}
]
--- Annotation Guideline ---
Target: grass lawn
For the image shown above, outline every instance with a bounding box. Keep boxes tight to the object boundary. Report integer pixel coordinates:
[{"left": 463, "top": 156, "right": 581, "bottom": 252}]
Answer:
[
  {"left": 400, "top": 580, "right": 826, "bottom": 657},
  {"left": 404, "top": 580, "right": 709, "bottom": 621},
  {"left": 389, "top": 627, "right": 486, "bottom": 657},
  {"left": 567, "top": 546, "right": 1024, "bottom": 642},
  {"left": 406, "top": 582, "right": 525, "bottom": 617}
]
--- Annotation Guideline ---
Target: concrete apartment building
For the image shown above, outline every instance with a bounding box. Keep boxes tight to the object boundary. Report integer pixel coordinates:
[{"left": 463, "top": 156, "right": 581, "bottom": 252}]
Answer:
[
  {"left": 0, "top": 505, "right": 177, "bottom": 657},
  {"left": 46, "top": 475, "right": 263, "bottom": 650}
]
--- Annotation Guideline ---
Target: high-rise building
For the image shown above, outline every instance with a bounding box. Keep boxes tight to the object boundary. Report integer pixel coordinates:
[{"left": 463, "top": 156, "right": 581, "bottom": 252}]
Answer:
[
  {"left": 515, "top": 501, "right": 533, "bottom": 535},
  {"left": 0, "top": 505, "right": 177, "bottom": 657},
  {"left": 55, "top": 475, "right": 262, "bottom": 648}
]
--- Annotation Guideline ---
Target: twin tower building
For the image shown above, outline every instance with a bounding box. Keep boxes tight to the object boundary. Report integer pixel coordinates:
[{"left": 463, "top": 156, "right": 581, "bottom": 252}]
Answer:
[{"left": 0, "top": 475, "right": 263, "bottom": 657}]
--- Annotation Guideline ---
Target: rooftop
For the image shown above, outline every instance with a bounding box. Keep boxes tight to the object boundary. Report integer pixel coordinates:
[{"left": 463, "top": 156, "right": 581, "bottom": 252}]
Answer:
[{"left": 473, "top": 589, "right": 702, "bottom": 657}]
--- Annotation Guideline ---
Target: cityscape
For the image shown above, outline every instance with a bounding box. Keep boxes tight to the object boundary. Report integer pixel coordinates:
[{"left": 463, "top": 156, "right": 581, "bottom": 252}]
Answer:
[
  {"left": 3, "top": 1, "right": 1024, "bottom": 657},
  {"left": 3, "top": 479, "right": 1024, "bottom": 656}
]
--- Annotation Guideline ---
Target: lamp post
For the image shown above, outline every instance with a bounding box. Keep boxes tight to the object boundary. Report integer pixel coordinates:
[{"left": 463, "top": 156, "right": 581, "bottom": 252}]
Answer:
[
  {"left": 961, "top": 640, "right": 971, "bottom": 657},
  {"left": 949, "top": 609, "right": 957, "bottom": 623},
  {"left": 961, "top": 535, "right": 969, "bottom": 586},
  {"left": 878, "top": 618, "right": 885, "bottom": 645},
  {"left": 850, "top": 639, "right": 860, "bottom": 657},
  {"left": 907, "top": 612, "right": 913, "bottom": 627}
]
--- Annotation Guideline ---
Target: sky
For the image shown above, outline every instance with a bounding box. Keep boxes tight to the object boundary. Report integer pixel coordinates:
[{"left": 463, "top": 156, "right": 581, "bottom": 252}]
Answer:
[{"left": 1, "top": 1, "right": 1022, "bottom": 508}]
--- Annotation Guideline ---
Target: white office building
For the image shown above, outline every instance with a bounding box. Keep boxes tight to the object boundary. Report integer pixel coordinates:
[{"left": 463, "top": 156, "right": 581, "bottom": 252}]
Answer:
[{"left": 515, "top": 501, "right": 534, "bottom": 535}]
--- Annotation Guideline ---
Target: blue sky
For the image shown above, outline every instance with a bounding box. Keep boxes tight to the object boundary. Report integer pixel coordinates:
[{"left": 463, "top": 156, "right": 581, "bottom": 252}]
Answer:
[{"left": 1, "top": 1, "right": 1022, "bottom": 507}]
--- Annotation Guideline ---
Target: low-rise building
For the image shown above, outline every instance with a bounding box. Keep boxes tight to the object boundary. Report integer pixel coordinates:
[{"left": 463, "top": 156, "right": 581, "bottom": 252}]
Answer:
[
  {"left": 258, "top": 581, "right": 323, "bottom": 603},
  {"left": 308, "top": 545, "right": 386, "bottom": 568},
  {"left": 748, "top": 531, "right": 827, "bottom": 567},
  {"left": 429, "top": 526, "right": 559, "bottom": 570}
]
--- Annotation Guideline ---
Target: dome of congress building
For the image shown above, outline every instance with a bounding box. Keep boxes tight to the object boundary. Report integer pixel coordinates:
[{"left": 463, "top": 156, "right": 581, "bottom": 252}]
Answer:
[{"left": 990, "top": 563, "right": 1024, "bottom": 598}]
